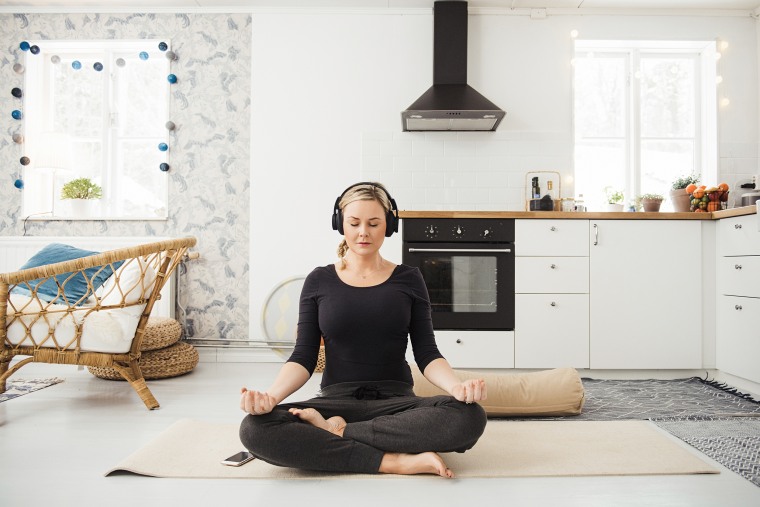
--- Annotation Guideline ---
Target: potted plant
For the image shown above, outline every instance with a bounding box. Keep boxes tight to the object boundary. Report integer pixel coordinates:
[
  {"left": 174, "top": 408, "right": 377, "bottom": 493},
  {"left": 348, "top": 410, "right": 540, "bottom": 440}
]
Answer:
[
  {"left": 605, "top": 187, "right": 625, "bottom": 212},
  {"left": 639, "top": 193, "right": 665, "bottom": 212},
  {"left": 670, "top": 174, "right": 700, "bottom": 212},
  {"left": 60, "top": 177, "right": 102, "bottom": 217}
]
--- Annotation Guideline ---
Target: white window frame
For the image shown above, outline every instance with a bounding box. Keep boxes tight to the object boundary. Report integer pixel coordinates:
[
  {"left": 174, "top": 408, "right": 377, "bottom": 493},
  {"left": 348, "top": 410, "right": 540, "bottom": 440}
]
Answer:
[
  {"left": 22, "top": 39, "right": 170, "bottom": 221},
  {"left": 573, "top": 40, "right": 718, "bottom": 210}
]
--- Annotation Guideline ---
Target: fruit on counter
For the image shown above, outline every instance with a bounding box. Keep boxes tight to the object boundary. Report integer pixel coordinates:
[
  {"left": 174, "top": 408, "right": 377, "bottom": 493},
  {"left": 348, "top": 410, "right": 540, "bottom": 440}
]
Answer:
[
  {"left": 685, "top": 183, "right": 697, "bottom": 194},
  {"left": 688, "top": 182, "right": 729, "bottom": 211}
]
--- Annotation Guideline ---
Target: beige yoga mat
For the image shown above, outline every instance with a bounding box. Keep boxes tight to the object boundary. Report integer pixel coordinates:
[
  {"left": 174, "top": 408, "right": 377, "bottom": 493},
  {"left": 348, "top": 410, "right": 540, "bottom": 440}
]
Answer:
[{"left": 106, "top": 419, "right": 719, "bottom": 479}]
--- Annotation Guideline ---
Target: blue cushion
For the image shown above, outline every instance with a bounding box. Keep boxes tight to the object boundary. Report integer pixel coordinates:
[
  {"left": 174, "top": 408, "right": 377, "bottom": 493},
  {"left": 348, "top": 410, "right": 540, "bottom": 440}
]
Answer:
[{"left": 11, "top": 243, "right": 124, "bottom": 306}]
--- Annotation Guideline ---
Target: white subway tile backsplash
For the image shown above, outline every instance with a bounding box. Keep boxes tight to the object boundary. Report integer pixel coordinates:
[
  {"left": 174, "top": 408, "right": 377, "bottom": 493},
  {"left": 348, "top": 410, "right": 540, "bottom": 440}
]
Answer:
[
  {"left": 413, "top": 172, "right": 444, "bottom": 188},
  {"left": 362, "top": 131, "right": 582, "bottom": 210},
  {"left": 392, "top": 156, "right": 425, "bottom": 173},
  {"left": 444, "top": 140, "right": 477, "bottom": 157},
  {"left": 474, "top": 140, "right": 511, "bottom": 156},
  {"left": 426, "top": 188, "right": 459, "bottom": 206},
  {"left": 412, "top": 139, "right": 445, "bottom": 157},
  {"left": 457, "top": 157, "right": 490, "bottom": 172},
  {"left": 489, "top": 156, "right": 524, "bottom": 172},
  {"left": 444, "top": 173, "right": 477, "bottom": 188},
  {"left": 720, "top": 142, "right": 758, "bottom": 159},
  {"left": 381, "top": 171, "right": 414, "bottom": 189},
  {"left": 362, "top": 155, "right": 393, "bottom": 174},
  {"left": 457, "top": 187, "right": 487, "bottom": 204},
  {"left": 733, "top": 158, "right": 759, "bottom": 174},
  {"left": 425, "top": 156, "right": 458, "bottom": 172},
  {"left": 476, "top": 172, "right": 510, "bottom": 187}
]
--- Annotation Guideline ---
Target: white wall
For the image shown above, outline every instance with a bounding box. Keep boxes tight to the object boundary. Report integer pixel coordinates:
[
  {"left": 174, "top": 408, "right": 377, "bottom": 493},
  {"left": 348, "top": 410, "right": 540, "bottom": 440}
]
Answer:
[{"left": 250, "top": 9, "right": 759, "bottom": 343}]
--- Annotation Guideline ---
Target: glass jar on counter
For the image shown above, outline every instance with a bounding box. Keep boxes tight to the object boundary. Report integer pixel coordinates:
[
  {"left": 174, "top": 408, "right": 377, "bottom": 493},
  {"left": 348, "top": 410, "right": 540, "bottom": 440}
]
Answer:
[{"left": 561, "top": 198, "right": 575, "bottom": 212}]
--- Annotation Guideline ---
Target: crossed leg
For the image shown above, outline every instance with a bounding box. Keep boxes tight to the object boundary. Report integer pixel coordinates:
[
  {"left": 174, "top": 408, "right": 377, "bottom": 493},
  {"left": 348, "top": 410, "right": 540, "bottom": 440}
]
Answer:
[{"left": 289, "top": 406, "right": 454, "bottom": 478}]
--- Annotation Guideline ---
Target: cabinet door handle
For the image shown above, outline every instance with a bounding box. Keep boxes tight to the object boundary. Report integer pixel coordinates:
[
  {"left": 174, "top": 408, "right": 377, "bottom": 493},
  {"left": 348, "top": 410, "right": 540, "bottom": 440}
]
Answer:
[
  {"left": 735, "top": 305, "right": 743, "bottom": 310},
  {"left": 735, "top": 224, "right": 743, "bottom": 229},
  {"left": 550, "top": 301, "right": 557, "bottom": 307},
  {"left": 456, "top": 339, "right": 462, "bottom": 344},
  {"left": 550, "top": 264, "right": 557, "bottom": 269},
  {"left": 593, "top": 223, "right": 599, "bottom": 245},
  {"left": 735, "top": 264, "right": 742, "bottom": 270},
  {"left": 550, "top": 226, "right": 557, "bottom": 232}
]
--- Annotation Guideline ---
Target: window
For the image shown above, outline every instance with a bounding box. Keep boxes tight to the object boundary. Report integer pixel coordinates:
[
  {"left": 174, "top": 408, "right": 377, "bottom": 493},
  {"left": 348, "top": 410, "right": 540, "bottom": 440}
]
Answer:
[
  {"left": 23, "top": 40, "right": 170, "bottom": 220},
  {"left": 573, "top": 41, "right": 718, "bottom": 210}
]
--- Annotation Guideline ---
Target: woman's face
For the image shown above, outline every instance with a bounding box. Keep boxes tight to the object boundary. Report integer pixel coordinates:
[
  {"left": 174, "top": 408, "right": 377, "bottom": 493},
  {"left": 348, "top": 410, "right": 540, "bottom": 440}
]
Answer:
[{"left": 342, "top": 198, "right": 387, "bottom": 257}]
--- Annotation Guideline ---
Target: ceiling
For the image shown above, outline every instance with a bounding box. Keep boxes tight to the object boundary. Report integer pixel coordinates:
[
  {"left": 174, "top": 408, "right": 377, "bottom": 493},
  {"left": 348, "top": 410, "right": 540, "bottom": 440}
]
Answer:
[{"left": 2, "top": 0, "right": 760, "bottom": 12}]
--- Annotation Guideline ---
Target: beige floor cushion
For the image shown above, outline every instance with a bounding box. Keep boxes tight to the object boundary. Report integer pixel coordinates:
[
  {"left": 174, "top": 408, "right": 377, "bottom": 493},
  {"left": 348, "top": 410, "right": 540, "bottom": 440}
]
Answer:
[{"left": 411, "top": 365, "right": 585, "bottom": 416}]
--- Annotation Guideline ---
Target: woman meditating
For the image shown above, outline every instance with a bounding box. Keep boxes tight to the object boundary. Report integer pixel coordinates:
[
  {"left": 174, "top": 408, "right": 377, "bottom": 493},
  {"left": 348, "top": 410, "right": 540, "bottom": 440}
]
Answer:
[{"left": 239, "top": 182, "right": 487, "bottom": 477}]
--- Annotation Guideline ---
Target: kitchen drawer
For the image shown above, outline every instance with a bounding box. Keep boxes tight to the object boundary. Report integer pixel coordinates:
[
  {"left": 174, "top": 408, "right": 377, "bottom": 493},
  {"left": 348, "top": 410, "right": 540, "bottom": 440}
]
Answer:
[
  {"left": 717, "top": 295, "right": 760, "bottom": 384},
  {"left": 515, "top": 294, "right": 589, "bottom": 368},
  {"left": 516, "top": 219, "right": 589, "bottom": 257},
  {"left": 515, "top": 257, "right": 589, "bottom": 293},
  {"left": 432, "top": 330, "right": 514, "bottom": 369},
  {"left": 719, "top": 214, "right": 760, "bottom": 256},
  {"left": 719, "top": 256, "right": 760, "bottom": 298}
]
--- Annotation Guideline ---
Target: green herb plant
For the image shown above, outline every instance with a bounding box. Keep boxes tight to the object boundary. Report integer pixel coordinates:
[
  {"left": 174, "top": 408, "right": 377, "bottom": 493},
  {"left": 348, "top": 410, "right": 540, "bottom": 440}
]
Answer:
[{"left": 60, "top": 178, "right": 103, "bottom": 200}]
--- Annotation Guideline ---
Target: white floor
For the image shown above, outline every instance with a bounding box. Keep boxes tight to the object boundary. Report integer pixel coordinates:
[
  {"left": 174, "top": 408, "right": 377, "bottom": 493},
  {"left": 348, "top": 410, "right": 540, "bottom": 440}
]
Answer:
[{"left": 2, "top": 360, "right": 760, "bottom": 507}]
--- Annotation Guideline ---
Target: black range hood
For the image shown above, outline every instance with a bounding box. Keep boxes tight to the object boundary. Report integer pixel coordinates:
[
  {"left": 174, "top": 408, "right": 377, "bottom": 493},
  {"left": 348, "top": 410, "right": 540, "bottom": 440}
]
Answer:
[{"left": 401, "top": 0, "right": 505, "bottom": 132}]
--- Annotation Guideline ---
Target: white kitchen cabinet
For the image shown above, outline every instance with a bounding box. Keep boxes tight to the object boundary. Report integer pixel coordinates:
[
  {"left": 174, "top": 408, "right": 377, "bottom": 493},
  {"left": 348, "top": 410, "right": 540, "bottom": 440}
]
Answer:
[
  {"left": 589, "top": 220, "right": 702, "bottom": 369},
  {"left": 515, "top": 257, "right": 589, "bottom": 294},
  {"left": 515, "top": 294, "right": 589, "bottom": 368},
  {"left": 716, "top": 214, "right": 760, "bottom": 383},
  {"left": 515, "top": 219, "right": 589, "bottom": 256},
  {"left": 719, "top": 213, "right": 760, "bottom": 255},
  {"left": 515, "top": 219, "right": 589, "bottom": 368},
  {"left": 433, "top": 330, "right": 514, "bottom": 369},
  {"left": 717, "top": 296, "right": 760, "bottom": 384}
]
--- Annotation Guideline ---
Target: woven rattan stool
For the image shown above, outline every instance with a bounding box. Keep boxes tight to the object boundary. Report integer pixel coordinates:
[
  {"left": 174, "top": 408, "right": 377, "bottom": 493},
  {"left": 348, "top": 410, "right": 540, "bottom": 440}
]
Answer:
[
  {"left": 89, "top": 342, "right": 198, "bottom": 380},
  {"left": 140, "top": 317, "right": 182, "bottom": 351},
  {"left": 89, "top": 317, "right": 196, "bottom": 381}
]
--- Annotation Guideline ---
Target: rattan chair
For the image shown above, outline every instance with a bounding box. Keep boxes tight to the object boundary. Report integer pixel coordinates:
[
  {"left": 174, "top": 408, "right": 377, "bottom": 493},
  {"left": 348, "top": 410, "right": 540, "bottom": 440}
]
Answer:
[{"left": 0, "top": 237, "right": 196, "bottom": 410}]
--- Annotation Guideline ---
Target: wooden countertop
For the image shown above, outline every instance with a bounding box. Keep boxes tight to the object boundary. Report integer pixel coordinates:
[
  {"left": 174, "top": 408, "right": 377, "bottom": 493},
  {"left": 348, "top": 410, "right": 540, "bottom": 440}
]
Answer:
[{"left": 399, "top": 206, "right": 757, "bottom": 220}]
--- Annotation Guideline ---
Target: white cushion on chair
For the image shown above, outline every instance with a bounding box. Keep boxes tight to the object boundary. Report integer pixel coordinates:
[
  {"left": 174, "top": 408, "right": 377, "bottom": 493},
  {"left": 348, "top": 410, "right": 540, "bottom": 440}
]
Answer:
[{"left": 6, "top": 293, "right": 145, "bottom": 354}]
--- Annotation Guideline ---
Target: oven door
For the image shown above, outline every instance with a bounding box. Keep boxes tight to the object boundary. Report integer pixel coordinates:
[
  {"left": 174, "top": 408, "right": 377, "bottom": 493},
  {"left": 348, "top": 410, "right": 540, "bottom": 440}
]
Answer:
[{"left": 404, "top": 242, "right": 514, "bottom": 330}]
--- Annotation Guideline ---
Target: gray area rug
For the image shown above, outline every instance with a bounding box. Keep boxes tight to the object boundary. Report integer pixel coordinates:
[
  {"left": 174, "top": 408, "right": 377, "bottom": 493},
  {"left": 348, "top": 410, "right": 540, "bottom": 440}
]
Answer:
[
  {"left": 655, "top": 416, "right": 760, "bottom": 488},
  {"left": 0, "top": 377, "right": 64, "bottom": 403},
  {"left": 577, "top": 377, "right": 760, "bottom": 421},
  {"left": 549, "top": 377, "right": 760, "bottom": 488}
]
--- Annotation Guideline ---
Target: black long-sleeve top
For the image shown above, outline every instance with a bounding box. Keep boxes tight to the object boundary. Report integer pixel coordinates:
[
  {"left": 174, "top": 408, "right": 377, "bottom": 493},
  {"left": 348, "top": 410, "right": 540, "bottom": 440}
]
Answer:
[{"left": 287, "top": 264, "right": 444, "bottom": 388}]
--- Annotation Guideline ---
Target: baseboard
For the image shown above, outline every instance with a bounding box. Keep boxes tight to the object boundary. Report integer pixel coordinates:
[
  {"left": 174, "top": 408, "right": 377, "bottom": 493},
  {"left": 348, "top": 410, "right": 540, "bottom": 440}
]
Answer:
[{"left": 196, "top": 347, "right": 283, "bottom": 363}]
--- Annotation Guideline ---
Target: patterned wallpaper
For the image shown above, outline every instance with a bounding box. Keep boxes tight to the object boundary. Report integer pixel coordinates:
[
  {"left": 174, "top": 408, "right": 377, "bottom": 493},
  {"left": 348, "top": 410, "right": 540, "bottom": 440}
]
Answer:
[{"left": 0, "top": 13, "right": 251, "bottom": 342}]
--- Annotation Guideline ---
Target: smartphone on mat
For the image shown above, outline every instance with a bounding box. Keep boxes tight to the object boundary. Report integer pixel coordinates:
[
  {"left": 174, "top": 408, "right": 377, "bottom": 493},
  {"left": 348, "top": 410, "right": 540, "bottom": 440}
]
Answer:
[{"left": 221, "top": 451, "right": 255, "bottom": 467}]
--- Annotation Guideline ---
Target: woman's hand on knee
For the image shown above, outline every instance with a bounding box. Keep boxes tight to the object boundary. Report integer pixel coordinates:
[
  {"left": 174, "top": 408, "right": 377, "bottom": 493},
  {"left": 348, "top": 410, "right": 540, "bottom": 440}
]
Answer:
[
  {"left": 451, "top": 379, "right": 487, "bottom": 404},
  {"left": 240, "top": 387, "right": 278, "bottom": 415}
]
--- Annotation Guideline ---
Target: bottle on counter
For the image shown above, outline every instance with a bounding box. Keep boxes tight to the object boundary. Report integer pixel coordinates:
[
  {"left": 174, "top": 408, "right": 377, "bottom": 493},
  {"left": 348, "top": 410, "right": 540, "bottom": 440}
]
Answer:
[
  {"left": 531, "top": 177, "right": 541, "bottom": 199},
  {"left": 546, "top": 180, "right": 556, "bottom": 210},
  {"left": 574, "top": 194, "right": 586, "bottom": 212}
]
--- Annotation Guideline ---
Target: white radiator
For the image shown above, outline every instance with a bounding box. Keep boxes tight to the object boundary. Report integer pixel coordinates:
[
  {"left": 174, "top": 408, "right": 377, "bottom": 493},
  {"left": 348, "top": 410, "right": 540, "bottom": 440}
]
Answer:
[{"left": 0, "top": 236, "right": 174, "bottom": 318}]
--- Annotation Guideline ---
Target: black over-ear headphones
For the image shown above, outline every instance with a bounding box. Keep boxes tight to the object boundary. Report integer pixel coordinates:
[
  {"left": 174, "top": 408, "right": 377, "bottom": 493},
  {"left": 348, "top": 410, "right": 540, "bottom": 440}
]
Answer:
[{"left": 331, "top": 182, "right": 399, "bottom": 237}]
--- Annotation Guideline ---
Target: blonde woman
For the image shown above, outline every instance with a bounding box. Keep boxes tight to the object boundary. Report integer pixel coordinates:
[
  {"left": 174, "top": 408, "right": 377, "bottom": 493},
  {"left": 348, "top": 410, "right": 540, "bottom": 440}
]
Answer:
[{"left": 239, "top": 182, "right": 487, "bottom": 477}]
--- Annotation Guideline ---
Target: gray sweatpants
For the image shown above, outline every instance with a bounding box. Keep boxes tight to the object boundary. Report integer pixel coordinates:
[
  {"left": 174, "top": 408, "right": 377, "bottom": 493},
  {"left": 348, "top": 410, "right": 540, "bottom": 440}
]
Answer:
[{"left": 238, "top": 380, "right": 487, "bottom": 474}]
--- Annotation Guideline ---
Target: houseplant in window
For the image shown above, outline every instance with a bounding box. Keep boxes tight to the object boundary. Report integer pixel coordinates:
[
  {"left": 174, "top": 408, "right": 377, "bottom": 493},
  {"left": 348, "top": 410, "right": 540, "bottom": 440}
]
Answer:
[
  {"left": 639, "top": 193, "right": 665, "bottom": 212},
  {"left": 670, "top": 174, "right": 700, "bottom": 212},
  {"left": 605, "top": 187, "right": 625, "bottom": 212},
  {"left": 60, "top": 177, "right": 102, "bottom": 217}
]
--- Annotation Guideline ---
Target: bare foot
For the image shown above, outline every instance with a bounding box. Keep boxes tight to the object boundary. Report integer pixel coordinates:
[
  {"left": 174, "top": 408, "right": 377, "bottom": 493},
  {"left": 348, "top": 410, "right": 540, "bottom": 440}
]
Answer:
[
  {"left": 379, "top": 452, "right": 454, "bottom": 478},
  {"left": 289, "top": 408, "right": 346, "bottom": 437}
]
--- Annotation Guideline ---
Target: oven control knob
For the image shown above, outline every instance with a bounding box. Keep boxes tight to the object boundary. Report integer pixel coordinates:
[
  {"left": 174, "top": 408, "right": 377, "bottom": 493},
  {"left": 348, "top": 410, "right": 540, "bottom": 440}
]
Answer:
[
  {"left": 480, "top": 228, "right": 492, "bottom": 238},
  {"left": 424, "top": 225, "right": 439, "bottom": 239},
  {"left": 452, "top": 226, "right": 465, "bottom": 237}
]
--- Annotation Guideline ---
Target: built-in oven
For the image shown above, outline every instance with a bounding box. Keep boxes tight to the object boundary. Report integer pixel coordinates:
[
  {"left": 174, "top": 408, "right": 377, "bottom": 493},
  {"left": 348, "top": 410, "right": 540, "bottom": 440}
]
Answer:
[{"left": 402, "top": 218, "right": 515, "bottom": 331}]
